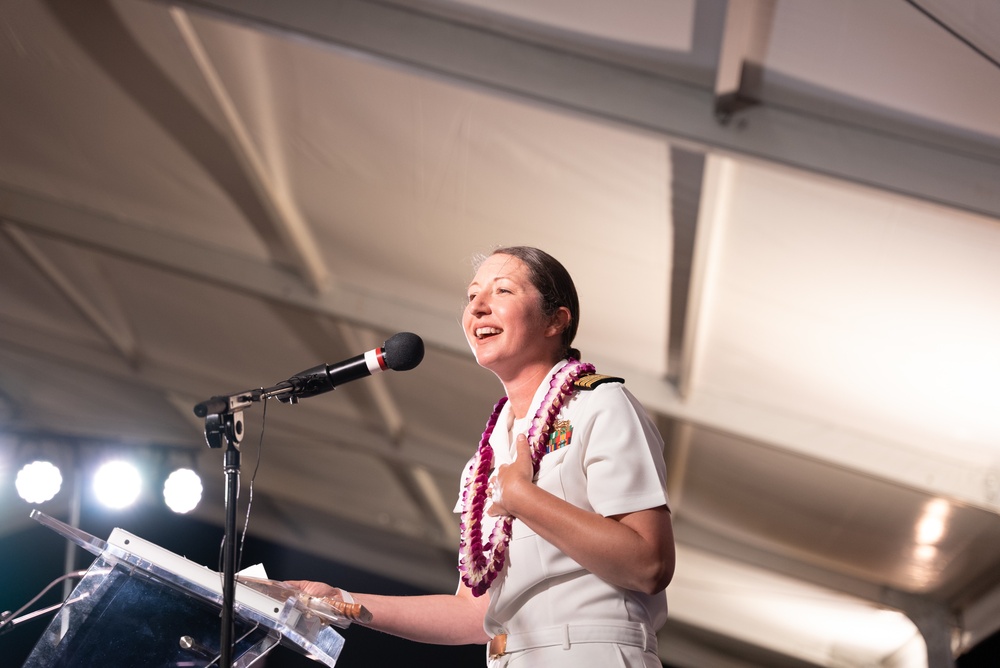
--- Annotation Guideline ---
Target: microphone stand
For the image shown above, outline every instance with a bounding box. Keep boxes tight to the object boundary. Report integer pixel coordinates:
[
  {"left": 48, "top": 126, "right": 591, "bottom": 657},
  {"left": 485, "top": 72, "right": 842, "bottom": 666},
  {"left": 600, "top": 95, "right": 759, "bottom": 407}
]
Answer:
[
  {"left": 197, "top": 383, "right": 294, "bottom": 668},
  {"left": 193, "top": 334, "right": 421, "bottom": 665}
]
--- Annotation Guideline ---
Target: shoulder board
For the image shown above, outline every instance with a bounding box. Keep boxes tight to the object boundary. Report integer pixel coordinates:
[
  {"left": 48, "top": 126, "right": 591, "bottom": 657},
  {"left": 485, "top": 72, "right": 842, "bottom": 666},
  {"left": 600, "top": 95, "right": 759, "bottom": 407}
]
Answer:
[{"left": 574, "top": 373, "right": 625, "bottom": 390}]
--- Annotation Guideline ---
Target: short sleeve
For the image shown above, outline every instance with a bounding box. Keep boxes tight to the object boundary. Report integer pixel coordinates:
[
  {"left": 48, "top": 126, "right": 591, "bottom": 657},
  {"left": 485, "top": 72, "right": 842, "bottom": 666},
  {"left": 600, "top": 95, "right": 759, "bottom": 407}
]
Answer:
[{"left": 578, "top": 384, "right": 670, "bottom": 517}]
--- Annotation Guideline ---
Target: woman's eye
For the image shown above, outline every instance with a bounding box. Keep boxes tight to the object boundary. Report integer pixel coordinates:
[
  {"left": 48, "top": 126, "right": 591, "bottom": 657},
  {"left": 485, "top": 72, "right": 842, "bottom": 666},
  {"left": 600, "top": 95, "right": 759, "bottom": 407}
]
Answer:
[{"left": 467, "top": 293, "right": 477, "bottom": 302}]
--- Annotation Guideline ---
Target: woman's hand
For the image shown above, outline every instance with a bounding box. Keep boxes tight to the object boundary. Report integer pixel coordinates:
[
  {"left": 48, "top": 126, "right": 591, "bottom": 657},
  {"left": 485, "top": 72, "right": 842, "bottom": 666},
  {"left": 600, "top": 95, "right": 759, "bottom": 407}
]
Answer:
[
  {"left": 483, "top": 436, "right": 676, "bottom": 595},
  {"left": 284, "top": 580, "right": 347, "bottom": 601},
  {"left": 283, "top": 580, "right": 491, "bottom": 645},
  {"left": 486, "top": 434, "right": 535, "bottom": 517}
]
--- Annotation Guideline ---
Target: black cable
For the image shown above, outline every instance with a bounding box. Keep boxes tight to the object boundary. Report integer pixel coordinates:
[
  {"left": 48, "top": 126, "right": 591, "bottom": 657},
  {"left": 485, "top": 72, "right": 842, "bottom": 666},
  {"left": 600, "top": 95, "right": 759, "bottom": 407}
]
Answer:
[
  {"left": 216, "top": 396, "right": 267, "bottom": 579},
  {"left": 236, "top": 395, "right": 267, "bottom": 572},
  {"left": 903, "top": 0, "right": 1000, "bottom": 72}
]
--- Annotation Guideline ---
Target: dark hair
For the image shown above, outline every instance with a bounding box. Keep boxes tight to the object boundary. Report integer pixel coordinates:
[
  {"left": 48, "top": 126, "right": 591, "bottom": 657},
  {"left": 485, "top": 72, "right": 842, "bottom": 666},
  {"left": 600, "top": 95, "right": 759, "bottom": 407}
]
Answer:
[{"left": 486, "top": 246, "right": 581, "bottom": 360}]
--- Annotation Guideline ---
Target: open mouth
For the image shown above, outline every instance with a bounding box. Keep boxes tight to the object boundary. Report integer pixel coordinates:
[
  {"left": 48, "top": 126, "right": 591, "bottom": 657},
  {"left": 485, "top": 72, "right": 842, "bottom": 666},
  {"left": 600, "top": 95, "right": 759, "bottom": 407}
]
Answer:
[{"left": 475, "top": 327, "right": 502, "bottom": 339}]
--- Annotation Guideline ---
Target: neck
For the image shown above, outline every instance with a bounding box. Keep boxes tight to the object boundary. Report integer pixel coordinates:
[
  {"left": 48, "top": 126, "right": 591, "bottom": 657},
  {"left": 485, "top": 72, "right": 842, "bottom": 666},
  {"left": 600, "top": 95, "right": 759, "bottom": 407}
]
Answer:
[{"left": 497, "top": 358, "right": 562, "bottom": 418}]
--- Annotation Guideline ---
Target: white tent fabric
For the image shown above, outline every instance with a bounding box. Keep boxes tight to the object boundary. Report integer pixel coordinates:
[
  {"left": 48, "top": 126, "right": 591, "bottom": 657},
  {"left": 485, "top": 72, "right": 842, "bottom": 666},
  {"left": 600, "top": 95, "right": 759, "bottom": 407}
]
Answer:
[{"left": 2, "top": 1, "right": 1000, "bottom": 666}]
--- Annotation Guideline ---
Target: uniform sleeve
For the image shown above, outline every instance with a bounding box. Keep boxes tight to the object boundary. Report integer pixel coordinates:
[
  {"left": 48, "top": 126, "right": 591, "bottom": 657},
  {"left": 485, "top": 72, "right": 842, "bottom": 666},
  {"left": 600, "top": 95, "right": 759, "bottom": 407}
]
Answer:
[{"left": 579, "top": 384, "right": 670, "bottom": 517}]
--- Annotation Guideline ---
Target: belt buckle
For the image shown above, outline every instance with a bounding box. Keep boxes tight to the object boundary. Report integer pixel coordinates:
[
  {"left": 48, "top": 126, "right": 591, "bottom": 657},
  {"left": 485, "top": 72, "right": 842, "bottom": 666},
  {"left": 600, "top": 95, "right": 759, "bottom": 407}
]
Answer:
[{"left": 488, "top": 633, "right": 507, "bottom": 660}]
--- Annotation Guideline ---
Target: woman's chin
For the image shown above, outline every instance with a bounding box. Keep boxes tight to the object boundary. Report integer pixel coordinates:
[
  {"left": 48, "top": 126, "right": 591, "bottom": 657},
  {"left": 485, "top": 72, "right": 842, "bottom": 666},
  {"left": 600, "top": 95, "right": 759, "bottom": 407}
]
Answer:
[
  {"left": 473, "top": 348, "right": 507, "bottom": 373},
  {"left": 473, "top": 351, "right": 497, "bottom": 370}
]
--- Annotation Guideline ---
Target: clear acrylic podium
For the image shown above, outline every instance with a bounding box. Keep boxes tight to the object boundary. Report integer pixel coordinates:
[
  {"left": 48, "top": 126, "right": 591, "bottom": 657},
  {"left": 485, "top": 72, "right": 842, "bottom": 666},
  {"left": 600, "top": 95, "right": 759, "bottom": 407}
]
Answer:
[{"left": 22, "top": 511, "right": 347, "bottom": 667}]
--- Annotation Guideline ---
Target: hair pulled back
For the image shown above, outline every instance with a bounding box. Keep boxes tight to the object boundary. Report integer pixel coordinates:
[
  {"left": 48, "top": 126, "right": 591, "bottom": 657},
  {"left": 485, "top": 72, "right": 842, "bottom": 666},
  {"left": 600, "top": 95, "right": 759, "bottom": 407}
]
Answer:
[{"left": 482, "top": 246, "right": 581, "bottom": 360}]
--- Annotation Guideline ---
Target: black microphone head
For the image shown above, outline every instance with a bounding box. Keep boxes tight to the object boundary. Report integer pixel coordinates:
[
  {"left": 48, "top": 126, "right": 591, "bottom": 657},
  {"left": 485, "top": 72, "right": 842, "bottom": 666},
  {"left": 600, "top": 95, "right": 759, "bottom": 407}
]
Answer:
[{"left": 383, "top": 332, "right": 424, "bottom": 371}]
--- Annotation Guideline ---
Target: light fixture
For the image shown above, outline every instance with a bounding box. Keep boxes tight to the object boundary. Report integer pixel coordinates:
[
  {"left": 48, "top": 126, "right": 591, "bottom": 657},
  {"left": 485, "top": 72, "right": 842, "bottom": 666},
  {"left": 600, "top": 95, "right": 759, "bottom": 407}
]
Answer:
[
  {"left": 915, "top": 498, "right": 950, "bottom": 546},
  {"left": 163, "top": 467, "right": 203, "bottom": 514},
  {"left": 93, "top": 459, "right": 142, "bottom": 509},
  {"left": 15, "top": 460, "right": 63, "bottom": 504}
]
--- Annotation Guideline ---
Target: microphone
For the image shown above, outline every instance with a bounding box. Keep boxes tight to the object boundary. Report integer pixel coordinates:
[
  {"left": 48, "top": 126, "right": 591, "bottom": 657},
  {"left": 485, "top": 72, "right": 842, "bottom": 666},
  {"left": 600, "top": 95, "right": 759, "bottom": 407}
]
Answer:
[
  {"left": 192, "top": 333, "right": 424, "bottom": 416},
  {"left": 278, "top": 332, "right": 424, "bottom": 403}
]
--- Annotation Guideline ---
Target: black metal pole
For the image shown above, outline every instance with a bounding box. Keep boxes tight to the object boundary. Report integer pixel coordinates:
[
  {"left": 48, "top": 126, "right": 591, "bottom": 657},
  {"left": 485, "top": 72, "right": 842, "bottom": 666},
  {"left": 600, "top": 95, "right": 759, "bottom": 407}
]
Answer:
[
  {"left": 200, "top": 404, "right": 247, "bottom": 668},
  {"left": 220, "top": 440, "right": 241, "bottom": 668},
  {"left": 195, "top": 386, "right": 298, "bottom": 666}
]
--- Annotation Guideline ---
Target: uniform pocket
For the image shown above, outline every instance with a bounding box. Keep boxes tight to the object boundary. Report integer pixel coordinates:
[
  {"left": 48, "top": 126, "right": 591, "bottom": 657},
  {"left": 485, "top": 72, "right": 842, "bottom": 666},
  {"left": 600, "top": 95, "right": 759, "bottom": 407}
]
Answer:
[{"left": 536, "top": 445, "right": 570, "bottom": 487}]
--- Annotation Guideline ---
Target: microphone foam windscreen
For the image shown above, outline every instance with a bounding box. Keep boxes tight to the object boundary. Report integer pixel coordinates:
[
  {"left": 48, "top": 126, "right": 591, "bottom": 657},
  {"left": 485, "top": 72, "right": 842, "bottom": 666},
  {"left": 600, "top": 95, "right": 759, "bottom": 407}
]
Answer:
[{"left": 384, "top": 332, "right": 424, "bottom": 371}]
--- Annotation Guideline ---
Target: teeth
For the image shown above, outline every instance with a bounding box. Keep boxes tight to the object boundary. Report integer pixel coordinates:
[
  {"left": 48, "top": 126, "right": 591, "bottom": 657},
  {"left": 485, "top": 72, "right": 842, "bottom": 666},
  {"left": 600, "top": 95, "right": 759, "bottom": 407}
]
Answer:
[{"left": 475, "top": 327, "right": 502, "bottom": 339}]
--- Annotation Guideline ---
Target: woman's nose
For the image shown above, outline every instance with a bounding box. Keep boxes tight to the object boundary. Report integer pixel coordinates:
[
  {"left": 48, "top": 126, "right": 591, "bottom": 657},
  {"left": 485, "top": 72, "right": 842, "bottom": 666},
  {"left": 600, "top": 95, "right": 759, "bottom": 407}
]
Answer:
[{"left": 468, "top": 292, "right": 490, "bottom": 315}]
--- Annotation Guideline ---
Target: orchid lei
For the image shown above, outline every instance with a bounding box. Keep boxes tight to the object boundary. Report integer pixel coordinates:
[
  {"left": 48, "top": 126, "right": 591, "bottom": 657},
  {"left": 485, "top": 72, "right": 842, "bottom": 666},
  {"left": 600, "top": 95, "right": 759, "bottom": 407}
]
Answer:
[{"left": 458, "top": 359, "right": 595, "bottom": 596}]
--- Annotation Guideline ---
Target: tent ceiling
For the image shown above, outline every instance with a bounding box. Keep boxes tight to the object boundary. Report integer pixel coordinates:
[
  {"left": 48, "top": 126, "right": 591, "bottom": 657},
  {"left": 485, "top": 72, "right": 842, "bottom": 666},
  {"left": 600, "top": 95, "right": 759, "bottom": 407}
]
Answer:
[{"left": 1, "top": 1, "right": 999, "bottom": 666}]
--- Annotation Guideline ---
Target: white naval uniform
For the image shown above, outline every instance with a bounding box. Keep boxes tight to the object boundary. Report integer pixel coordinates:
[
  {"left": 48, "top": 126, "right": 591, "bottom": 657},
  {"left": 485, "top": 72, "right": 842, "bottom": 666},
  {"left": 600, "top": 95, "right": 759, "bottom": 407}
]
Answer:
[{"left": 456, "top": 360, "right": 670, "bottom": 667}]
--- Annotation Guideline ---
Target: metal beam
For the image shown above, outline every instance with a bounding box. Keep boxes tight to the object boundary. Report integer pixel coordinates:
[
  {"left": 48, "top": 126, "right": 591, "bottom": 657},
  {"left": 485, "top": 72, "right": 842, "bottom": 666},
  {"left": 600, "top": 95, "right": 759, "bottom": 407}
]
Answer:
[
  {"left": 4, "top": 185, "right": 997, "bottom": 515},
  {"left": 2, "top": 223, "right": 139, "bottom": 365},
  {"left": 665, "top": 543, "right": 909, "bottom": 668},
  {"left": 618, "top": 366, "right": 1000, "bottom": 516},
  {"left": 663, "top": 418, "right": 693, "bottom": 514},
  {"left": 883, "top": 589, "right": 957, "bottom": 668},
  {"left": 675, "top": 155, "right": 731, "bottom": 400},
  {"left": 168, "top": 7, "right": 331, "bottom": 293},
  {"left": 163, "top": 0, "right": 1000, "bottom": 221},
  {"left": 666, "top": 146, "right": 705, "bottom": 391},
  {"left": 0, "top": 313, "right": 470, "bottom": 475},
  {"left": 0, "top": 186, "right": 465, "bottom": 355},
  {"left": 904, "top": 0, "right": 1000, "bottom": 69},
  {"left": 713, "top": 0, "right": 775, "bottom": 121},
  {"left": 961, "top": 580, "right": 1000, "bottom": 654}
]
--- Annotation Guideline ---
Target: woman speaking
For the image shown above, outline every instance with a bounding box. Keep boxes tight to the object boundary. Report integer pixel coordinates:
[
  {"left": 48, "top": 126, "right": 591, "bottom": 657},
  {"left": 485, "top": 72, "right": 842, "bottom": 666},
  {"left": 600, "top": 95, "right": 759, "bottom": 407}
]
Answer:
[{"left": 290, "top": 246, "right": 674, "bottom": 667}]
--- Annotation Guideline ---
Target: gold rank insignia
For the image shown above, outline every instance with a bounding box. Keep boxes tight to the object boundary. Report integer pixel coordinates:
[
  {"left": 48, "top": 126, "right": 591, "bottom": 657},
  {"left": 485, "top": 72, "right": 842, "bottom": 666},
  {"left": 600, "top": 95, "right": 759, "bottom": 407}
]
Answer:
[
  {"left": 573, "top": 373, "right": 625, "bottom": 390},
  {"left": 547, "top": 419, "right": 573, "bottom": 453}
]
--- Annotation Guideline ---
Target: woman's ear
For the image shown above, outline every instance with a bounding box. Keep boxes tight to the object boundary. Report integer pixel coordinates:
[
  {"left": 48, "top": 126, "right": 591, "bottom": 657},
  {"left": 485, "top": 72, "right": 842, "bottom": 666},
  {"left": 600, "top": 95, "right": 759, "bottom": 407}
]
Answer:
[{"left": 545, "top": 307, "right": 572, "bottom": 338}]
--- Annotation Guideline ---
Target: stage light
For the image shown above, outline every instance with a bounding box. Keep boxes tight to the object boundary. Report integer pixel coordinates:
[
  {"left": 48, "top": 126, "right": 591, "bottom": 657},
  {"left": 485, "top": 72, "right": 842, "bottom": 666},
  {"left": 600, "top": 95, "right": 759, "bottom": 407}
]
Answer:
[
  {"left": 163, "top": 468, "right": 203, "bottom": 513},
  {"left": 93, "top": 459, "right": 142, "bottom": 509},
  {"left": 15, "top": 460, "right": 63, "bottom": 503}
]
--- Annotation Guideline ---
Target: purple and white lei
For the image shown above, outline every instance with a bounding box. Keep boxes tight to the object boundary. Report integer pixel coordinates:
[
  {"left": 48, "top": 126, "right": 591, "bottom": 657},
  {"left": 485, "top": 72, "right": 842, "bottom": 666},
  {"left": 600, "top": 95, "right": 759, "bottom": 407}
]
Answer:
[{"left": 458, "top": 359, "right": 594, "bottom": 596}]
